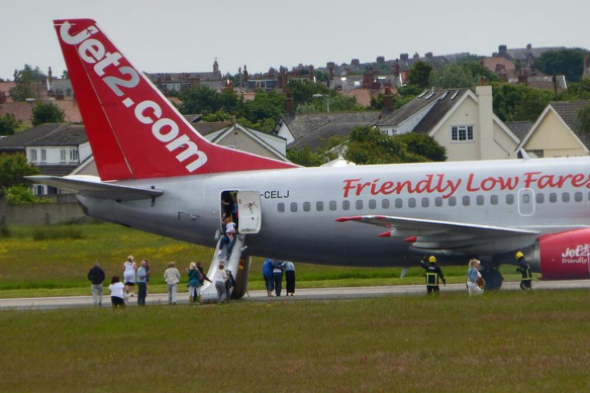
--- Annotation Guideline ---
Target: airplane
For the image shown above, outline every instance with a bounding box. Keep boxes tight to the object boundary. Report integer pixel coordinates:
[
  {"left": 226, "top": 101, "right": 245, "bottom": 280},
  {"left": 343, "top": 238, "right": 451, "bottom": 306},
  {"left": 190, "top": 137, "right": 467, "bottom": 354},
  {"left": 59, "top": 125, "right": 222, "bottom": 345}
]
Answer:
[{"left": 29, "top": 18, "right": 590, "bottom": 299}]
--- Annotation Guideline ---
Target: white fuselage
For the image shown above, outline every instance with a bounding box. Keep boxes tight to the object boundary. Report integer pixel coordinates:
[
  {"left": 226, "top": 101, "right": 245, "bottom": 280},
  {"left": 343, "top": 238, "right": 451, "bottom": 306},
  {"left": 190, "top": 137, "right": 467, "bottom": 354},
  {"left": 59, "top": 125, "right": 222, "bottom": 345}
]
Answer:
[{"left": 78, "top": 157, "right": 590, "bottom": 267}]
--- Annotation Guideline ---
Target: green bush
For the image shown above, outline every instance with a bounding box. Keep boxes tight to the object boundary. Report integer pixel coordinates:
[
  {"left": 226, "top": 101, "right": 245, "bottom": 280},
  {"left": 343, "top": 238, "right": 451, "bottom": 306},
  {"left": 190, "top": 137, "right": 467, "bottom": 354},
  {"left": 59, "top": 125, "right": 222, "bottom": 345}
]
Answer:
[
  {"left": 32, "top": 226, "right": 83, "bottom": 241},
  {"left": 0, "top": 224, "right": 11, "bottom": 238}
]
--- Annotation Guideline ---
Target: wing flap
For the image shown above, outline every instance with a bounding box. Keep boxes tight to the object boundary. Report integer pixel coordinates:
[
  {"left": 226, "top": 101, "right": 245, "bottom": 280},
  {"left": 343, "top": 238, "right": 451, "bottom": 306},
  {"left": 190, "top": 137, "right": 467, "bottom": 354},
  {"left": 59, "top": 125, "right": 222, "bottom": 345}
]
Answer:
[{"left": 26, "top": 176, "right": 163, "bottom": 201}]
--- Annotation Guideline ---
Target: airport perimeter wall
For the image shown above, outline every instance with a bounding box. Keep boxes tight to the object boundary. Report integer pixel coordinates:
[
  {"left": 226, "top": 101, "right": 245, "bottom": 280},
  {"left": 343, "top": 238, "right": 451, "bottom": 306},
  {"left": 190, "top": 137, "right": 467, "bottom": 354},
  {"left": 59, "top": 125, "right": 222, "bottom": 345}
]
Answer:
[{"left": 0, "top": 194, "right": 91, "bottom": 225}]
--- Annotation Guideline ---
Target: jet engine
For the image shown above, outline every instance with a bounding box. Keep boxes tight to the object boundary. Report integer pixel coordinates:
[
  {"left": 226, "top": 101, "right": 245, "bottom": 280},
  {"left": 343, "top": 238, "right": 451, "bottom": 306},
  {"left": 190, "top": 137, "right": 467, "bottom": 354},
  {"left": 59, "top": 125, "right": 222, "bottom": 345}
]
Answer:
[{"left": 525, "top": 228, "right": 590, "bottom": 280}]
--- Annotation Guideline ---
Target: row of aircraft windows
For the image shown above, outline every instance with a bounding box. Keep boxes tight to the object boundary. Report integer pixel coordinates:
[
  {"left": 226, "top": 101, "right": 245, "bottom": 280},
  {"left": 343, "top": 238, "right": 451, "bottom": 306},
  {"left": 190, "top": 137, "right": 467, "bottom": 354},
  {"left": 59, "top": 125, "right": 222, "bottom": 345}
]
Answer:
[{"left": 276, "top": 192, "right": 590, "bottom": 213}]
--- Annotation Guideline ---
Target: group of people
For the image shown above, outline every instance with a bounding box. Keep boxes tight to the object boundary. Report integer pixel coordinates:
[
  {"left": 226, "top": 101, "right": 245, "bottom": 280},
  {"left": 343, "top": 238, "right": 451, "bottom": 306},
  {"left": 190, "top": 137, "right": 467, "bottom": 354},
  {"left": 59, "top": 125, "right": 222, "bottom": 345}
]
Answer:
[
  {"left": 262, "top": 258, "right": 296, "bottom": 297},
  {"left": 418, "top": 251, "right": 533, "bottom": 295}
]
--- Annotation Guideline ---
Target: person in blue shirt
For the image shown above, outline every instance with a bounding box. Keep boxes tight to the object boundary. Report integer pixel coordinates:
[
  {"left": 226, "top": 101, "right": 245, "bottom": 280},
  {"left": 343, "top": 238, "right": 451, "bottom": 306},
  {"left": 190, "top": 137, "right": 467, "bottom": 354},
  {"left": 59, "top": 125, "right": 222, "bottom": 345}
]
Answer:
[
  {"left": 466, "top": 259, "right": 483, "bottom": 296},
  {"left": 262, "top": 258, "right": 274, "bottom": 297},
  {"left": 137, "top": 260, "right": 148, "bottom": 305}
]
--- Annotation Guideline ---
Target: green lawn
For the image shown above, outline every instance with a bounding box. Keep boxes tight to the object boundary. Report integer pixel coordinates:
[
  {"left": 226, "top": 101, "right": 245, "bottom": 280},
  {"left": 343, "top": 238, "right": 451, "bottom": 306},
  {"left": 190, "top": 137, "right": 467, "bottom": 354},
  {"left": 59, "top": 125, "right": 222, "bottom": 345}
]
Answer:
[
  {"left": 0, "top": 223, "right": 524, "bottom": 298},
  {"left": 1, "top": 290, "right": 589, "bottom": 393}
]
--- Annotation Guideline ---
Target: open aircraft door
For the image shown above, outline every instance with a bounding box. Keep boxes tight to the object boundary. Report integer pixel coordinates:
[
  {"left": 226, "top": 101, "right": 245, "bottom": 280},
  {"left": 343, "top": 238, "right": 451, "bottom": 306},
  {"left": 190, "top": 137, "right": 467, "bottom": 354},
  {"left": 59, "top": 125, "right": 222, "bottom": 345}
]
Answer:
[{"left": 238, "top": 191, "right": 262, "bottom": 234}]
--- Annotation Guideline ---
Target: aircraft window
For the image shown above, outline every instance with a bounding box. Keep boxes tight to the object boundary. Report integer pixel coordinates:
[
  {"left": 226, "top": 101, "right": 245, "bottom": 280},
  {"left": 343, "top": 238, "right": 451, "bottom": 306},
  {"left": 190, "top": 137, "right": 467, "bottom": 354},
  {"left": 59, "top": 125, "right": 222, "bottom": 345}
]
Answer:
[
  {"left": 421, "top": 197, "right": 429, "bottom": 207},
  {"left": 575, "top": 192, "right": 583, "bottom": 202},
  {"left": 303, "top": 202, "right": 311, "bottom": 212},
  {"left": 395, "top": 199, "right": 403, "bottom": 208},
  {"left": 316, "top": 201, "right": 324, "bottom": 211},
  {"left": 506, "top": 194, "right": 515, "bottom": 205},
  {"left": 549, "top": 193, "right": 557, "bottom": 203},
  {"left": 342, "top": 200, "right": 350, "bottom": 211},
  {"left": 278, "top": 203, "right": 285, "bottom": 213},
  {"left": 562, "top": 193, "right": 570, "bottom": 203},
  {"left": 476, "top": 195, "right": 484, "bottom": 206},
  {"left": 536, "top": 193, "right": 544, "bottom": 204},
  {"left": 408, "top": 198, "right": 416, "bottom": 208},
  {"left": 522, "top": 194, "right": 530, "bottom": 204},
  {"left": 329, "top": 201, "right": 337, "bottom": 211},
  {"left": 435, "top": 197, "right": 443, "bottom": 207},
  {"left": 462, "top": 196, "right": 470, "bottom": 206},
  {"left": 369, "top": 199, "right": 377, "bottom": 209},
  {"left": 382, "top": 199, "right": 390, "bottom": 209},
  {"left": 356, "top": 200, "right": 364, "bottom": 210},
  {"left": 491, "top": 195, "right": 499, "bottom": 205},
  {"left": 290, "top": 202, "right": 298, "bottom": 212},
  {"left": 448, "top": 196, "right": 457, "bottom": 206}
]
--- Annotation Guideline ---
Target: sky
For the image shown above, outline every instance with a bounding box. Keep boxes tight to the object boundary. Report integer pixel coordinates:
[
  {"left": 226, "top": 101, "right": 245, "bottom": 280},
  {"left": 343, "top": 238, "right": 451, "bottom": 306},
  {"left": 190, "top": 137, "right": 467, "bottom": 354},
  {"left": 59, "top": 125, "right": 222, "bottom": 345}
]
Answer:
[{"left": 1, "top": 0, "right": 589, "bottom": 81}]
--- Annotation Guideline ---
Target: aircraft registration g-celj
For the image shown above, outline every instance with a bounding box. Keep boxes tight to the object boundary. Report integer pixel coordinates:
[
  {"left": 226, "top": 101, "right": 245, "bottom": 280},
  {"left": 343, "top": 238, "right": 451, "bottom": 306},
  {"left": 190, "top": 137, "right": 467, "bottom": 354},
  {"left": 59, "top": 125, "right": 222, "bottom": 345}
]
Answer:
[{"left": 29, "top": 19, "right": 590, "bottom": 298}]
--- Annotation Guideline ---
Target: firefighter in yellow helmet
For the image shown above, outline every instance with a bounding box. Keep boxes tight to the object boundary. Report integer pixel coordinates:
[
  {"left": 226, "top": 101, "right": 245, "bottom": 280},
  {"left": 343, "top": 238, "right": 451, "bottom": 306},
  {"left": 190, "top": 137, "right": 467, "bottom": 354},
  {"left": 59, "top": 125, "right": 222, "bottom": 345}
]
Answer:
[
  {"left": 515, "top": 251, "right": 532, "bottom": 290},
  {"left": 419, "top": 255, "right": 446, "bottom": 294}
]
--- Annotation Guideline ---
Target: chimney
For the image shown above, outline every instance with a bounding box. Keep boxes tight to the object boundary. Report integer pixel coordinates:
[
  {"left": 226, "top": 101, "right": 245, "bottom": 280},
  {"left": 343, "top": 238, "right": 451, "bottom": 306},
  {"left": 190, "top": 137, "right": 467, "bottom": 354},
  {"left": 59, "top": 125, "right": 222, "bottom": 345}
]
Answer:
[
  {"left": 413, "top": 52, "right": 420, "bottom": 59},
  {"left": 351, "top": 59, "right": 360, "bottom": 66},
  {"left": 526, "top": 43, "right": 532, "bottom": 50},
  {"left": 476, "top": 83, "right": 494, "bottom": 160},
  {"left": 243, "top": 65, "right": 249, "bottom": 83},
  {"left": 400, "top": 53, "right": 409, "bottom": 62},
  {"left": 498, "top": 45, "right": 507, "bottom": 55},
  {"left": 383, "top": 83, "right": 394, "bottom": 112},
  {"left": 0, "top": 92, "right": 6, "bottom": 104},
  {"left": 308, "top": 65, "right": 314, "bottom": 80},
  {"left": 284, "top": 89, "right": 294, "bottom": 115},
  {"left": 328, "top": 64, "right": 334, "bottom": 81},
  {"left": 425, "top": 52, "right": 433, "bottom": 59},
  {"left": 376, "top": 56, "right": 385, "bottom": 63}
]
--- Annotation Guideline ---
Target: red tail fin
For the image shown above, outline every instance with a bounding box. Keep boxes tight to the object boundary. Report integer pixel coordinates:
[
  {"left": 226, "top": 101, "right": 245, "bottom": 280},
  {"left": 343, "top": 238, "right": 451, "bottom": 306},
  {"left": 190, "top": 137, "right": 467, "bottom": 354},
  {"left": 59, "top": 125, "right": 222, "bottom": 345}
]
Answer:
[{"left": 54, "top": 19, "right": 296, "bottom": 181}]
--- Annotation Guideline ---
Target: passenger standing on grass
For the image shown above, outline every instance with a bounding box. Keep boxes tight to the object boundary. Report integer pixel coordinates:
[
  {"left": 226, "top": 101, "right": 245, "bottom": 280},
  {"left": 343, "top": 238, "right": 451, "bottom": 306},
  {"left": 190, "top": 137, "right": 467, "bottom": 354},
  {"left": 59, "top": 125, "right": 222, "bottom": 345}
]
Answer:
[
  {"left": 282, "top": 261, "right": 296, "bottom": 296},
  {"left": 214, "top": 263, "right": 228, "bottom": 304},
  {"left": 137, "top": 261, "right": 148, "bottom": 306},
  {"left": 164, "top": 262, "right": 181, "bottom": 305},
  {"left": 262, "top": 258, "right": 274, "bottom": 297},
  {"left": 87, "top": 261, "right": 105, "bottom": 306},
  {"left": 108, "top": 276, "right": 125, "bottom": 308},
  {"left": 197, "top": 261, "right": 212, "bottom": 285},
  {"left": 122, "top": 255, "right": 137, "bottom": 300},
  {"left": 272, "top": 260, "right": 284, "bottom": 297},
  {"left": 466, "top": 259, "right": 484, "bottom": 296},
  {"left": 186, "top": 262, "right": 202, "bottom": 306}
]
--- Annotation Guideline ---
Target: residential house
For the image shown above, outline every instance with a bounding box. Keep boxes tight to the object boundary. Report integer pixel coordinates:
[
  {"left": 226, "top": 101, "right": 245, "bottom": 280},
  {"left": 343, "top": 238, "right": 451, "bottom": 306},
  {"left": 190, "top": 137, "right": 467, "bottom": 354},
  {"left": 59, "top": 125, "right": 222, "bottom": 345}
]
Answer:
[
  {"left": 274, "top": 111, "right": 382, "bottom": 151},
  {"left": 516, "top": 101, "right": 590, "bottom": 158},
  {"left": 375, "top": 86, "right": 520, "bottom": 161}
]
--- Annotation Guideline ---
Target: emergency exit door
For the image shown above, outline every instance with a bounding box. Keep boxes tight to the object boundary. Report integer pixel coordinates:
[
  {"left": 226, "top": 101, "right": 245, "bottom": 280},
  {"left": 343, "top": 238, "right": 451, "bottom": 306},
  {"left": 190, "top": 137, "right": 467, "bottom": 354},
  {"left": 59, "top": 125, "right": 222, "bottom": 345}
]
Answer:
[
  {"left": 518, "top": 188, "right": 535, "bottom": 216},
  {"left": 238, "top": 191, "right": 262, "bottom": 234}
]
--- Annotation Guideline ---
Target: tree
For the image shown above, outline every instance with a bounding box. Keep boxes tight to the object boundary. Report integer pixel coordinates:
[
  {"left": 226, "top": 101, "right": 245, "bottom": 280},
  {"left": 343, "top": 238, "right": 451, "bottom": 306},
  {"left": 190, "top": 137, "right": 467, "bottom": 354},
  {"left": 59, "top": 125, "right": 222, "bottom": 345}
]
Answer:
[
  {"left": 345, "top": 126, "right": 427, "bottom": 165},
  {"left": 397, "top": 133, "right": 447, "bottom": 161},
  {"left": 559, "top": 79, "right": 590, "bottom": 100},
  {"left": 0, "top": 154, "right": 40, "bottom": 189},
  {"left": 429, "top": 62, "right": 500, "bottom": 88},
  {"left": 5, "top": 185, "right": 50, "bottom": 205},
  {"left": 492, "top": 83, "right": 553, "bottom": 122},
  {"left": 287, "top": 79, "right": 332, "bottom": 107},
  {"left": 579, "top": 105, "right": 590, "bottom": 134},
  {"left": 287, "top": 146, "right": 326, "bottom": 167},
  {"left": 9, "top": 65, "right": 46, "bottom": 101},
  {"left": 535, "top": 48, "right": 590, "bottom": 83},
  {"left": 0, "top": 114, "right": 21, "bottom": 136},
  {"left": 31, "top": 102, "right": 65, "bottom": 126},
  {"left": 406, "top": 61, "right": 432, "bottom": 88}
]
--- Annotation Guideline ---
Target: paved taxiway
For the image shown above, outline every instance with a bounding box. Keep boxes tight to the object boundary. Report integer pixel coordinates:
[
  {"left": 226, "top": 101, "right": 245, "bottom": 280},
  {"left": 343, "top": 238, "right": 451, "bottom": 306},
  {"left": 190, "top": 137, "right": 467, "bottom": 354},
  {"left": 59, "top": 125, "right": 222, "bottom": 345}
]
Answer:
[{"left": 1, "top": 280, "right": 589, "bottom": 310}]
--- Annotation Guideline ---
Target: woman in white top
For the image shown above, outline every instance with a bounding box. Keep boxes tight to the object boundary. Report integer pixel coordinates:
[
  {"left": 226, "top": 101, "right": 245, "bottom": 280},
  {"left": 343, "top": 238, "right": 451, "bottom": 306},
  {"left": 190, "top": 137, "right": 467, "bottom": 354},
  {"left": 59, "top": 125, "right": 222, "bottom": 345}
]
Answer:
[
  {"left": 214, "top": 263, "right": 228, "bottom": 304},
  {"left": 108, "top": 276, "right": 125, "bottom": 308},
  {"left": 122, "top": 255, "right": 137, "bottom": 298},
  {"left": 164, "top": 262, "right": 181, "bottom": 305}
]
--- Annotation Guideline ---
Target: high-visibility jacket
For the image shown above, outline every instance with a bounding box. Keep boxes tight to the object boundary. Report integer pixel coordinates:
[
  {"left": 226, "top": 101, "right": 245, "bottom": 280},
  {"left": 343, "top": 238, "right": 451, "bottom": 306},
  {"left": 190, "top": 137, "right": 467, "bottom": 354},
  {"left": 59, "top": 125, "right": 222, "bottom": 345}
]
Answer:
[
  {"left": 419, "top": 263, "right": 446, "bottom": 286},
  {"left": 517, "top": 260, "right": 532, "bottom": 281}
]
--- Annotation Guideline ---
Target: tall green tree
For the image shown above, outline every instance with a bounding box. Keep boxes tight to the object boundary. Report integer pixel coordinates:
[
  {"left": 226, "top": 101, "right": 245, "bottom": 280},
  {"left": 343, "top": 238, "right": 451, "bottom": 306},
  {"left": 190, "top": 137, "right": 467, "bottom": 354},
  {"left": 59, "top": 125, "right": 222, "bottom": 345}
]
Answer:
[
  {"left": 406, "top": 61, "right": 433, "bottom": 88},
  {"left": 492, "top": 83, "right": 553, "bottom": 122},
  {"left": 31, "top": 102, "right": 65, "bottom": 126},
  {"left": 397, "top": 133, "right": 447, "bottom": 161},
  {"left": 535, "top": 48, "right": 590, "bottom": 83},
  {"left": 9, "top": 65, "right": 46, "bottom": 101},
  {"left": 579, "top": 105, "right": 590, "bottom": 134},
  {"left": 429, "top": 62, "right": 500, "bottom": 88},
  {"left": 0, "top": 154, "right": 40, "bottom": 189},
  {"left": 559, "top": 79, "right": 590, "bottom": 100},
  {"left": 0, "top": 114, "right": 21, "bottom": 136}
]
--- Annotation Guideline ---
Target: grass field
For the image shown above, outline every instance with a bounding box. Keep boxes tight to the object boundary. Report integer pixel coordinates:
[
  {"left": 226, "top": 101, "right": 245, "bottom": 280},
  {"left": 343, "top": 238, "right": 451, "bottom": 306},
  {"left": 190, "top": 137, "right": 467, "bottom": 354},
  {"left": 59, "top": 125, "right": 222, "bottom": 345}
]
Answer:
[
  {"left": 0, "top": 223, "right": 524, "bottom": 298},
  {"left": 1, "top": 290, "right": 589, "bottom": 392}
]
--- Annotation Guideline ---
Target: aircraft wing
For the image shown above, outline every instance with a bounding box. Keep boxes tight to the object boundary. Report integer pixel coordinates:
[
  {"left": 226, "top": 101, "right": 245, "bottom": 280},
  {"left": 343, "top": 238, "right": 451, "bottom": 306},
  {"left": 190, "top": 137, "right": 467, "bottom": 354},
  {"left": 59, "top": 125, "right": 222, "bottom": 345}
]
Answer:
[
  {"left": 25, "top": 176, "right": 164, "bottom": 201},
  {"left": 336, "top": 215, "right": 541, "bottom": 250}
]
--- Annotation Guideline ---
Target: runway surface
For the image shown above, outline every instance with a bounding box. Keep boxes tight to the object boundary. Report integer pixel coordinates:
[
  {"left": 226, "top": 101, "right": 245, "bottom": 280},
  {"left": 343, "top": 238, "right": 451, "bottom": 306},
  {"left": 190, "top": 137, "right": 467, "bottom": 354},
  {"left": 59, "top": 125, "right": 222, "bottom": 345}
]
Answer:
[{"left": 1, "top": 279, "right": 589, "bottom": 310}]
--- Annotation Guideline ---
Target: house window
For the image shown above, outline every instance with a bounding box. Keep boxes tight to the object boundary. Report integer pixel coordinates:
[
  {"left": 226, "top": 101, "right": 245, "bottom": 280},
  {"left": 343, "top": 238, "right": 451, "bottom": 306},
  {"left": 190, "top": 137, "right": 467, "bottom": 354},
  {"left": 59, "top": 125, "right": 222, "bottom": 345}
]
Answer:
[
  {"left": 30, "top": 149, "right": 38, "bottom": 162},
  {"left": 41, "top": 149, "right": 47, "bottom": 162},
  {"left": 69, "top": 149, "right": 79, "bottom": 162},
  {"left": 451, "top": 125, "right": 474, "bottom": 142},
  {"left": 60, "top": 149, "right": 67, "bottom": 163}
]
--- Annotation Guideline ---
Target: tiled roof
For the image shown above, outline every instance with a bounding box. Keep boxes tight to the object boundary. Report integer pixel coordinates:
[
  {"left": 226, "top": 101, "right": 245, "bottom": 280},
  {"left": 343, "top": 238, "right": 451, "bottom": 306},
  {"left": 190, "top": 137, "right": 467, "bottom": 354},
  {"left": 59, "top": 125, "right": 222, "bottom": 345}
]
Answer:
[
  {"left": 0, "top": 81, "right": 16, "bottom": 97},
  {"left": 376, "top": 90, "right": 455, "bottom": 127},
  {"left": 183, "top": 114, "right": 202, "bottom": 123},
  {"left": 0, "top": 123, "right": 62, "bottom": 152},
  {"left": 505, "top": 121, "right": 533, "bottom": 141},
  {"left": 290, "top": 121, "right": 369, "bottom": 151},
  {"left": 283, "top": 111, "right": 382, "bottom": 141},
  {"left": 342, "top": 89, "right": 376, "bottom": 107},
  {"left": 504, "top": 47, "right": 562, "bottom": 62},
  {"left": 550, "top": 100, "right": 590, "bottom": 148},
  {"left": 36, "top": 164, "right": 79, "bottom": 176},
  {"left": 190, "top": 122, "right": 233, "bottom": 136},
  {"left": 0, "top": 100, "right": 82, "bottom": 126},
  {"left": 508, "top": 76, "right": 567, "bottom": 91},
  {"left": 26, "top": 124, "right": 88, "bottom": 146},
  {"left": 413, "top": 90, "right": 467, "bottom": 134}
]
